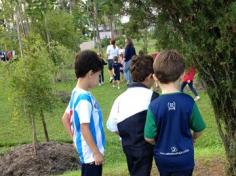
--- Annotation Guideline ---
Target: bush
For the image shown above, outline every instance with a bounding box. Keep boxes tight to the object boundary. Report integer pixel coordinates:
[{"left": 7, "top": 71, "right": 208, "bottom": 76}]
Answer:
[{"left": 101, "top": 38, "right": 110, "bottom": 48}]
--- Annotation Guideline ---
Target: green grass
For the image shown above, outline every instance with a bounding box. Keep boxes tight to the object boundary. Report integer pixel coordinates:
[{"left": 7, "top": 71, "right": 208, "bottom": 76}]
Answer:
[{"left": 0, "top": 66, "right": 224, "bottom": 175}]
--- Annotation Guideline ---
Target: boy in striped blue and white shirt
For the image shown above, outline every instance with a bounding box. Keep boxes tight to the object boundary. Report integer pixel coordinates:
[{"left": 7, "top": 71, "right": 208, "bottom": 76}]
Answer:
[{"left": 62, "top": 50, "right": 105, "bottom": 176}]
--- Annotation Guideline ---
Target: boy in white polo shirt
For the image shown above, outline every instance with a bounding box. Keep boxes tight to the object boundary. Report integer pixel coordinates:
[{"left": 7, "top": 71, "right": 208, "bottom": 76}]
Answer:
[{"left": 61, "top": 50, "right": 105, "bottom": 176}]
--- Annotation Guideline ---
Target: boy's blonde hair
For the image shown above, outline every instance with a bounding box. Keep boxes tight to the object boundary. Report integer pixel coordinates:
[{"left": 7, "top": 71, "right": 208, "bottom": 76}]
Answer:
[{"left": 153, "top": 50, "right": 185, "bottom": 83}]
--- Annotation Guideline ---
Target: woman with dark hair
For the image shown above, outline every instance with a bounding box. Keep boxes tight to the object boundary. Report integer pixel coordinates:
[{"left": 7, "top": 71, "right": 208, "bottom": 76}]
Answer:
[
  {"left": 124, "top": 37, "right": 136, "bottom": 84},
  {"left": 106, "top": 39, "right": 119, "bottom": 82}
]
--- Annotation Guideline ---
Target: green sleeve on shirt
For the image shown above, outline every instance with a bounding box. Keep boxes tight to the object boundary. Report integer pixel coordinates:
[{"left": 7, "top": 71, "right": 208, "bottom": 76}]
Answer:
[
  {"left": 144, "top": 109, "right": 157, "bottom": 139},
  {"left": 190, "top": 103, "right": 206, "bottom": 132}
]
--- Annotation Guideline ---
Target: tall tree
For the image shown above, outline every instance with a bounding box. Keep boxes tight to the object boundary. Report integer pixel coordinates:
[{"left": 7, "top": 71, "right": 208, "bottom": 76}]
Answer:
[
  {"left": 8, "top": 35, "right": 56, "bottom": 153},
  {"left": 125, "top": 0, "right": 236, "bottom": 175}
]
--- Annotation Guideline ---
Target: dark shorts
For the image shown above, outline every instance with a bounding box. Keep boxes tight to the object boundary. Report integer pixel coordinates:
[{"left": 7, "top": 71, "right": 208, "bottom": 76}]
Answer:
[
  {"left": 108, "top": 60, "right": 114, "bottom": 70},
  {"left": 114, "top": 73, "right": 120, "bottom": 81},
  {"left": 81, "top": 162, "right": 102, "bottom": 176}
]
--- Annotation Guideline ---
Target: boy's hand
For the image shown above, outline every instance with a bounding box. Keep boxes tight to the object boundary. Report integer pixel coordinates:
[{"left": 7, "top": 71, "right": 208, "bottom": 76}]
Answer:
[
  {"left": 93, "top": 151, "right": 104, "bottom": 165},
  {"left": 187, "top": 80, "right": 191, "bottom": 83}
]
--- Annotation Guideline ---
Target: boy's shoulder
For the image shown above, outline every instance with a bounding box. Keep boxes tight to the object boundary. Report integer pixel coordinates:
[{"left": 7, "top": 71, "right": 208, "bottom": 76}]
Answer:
[
  {"left": 151, "top": 92, "right": 194, "bottom": 105},
  {"left": 71, "top": 88, "right": 92, "bottom": 103}
]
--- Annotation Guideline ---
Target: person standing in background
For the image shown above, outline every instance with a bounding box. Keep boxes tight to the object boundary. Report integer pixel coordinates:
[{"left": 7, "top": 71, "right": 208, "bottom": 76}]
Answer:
[
  {"left": 106, "top": 39, "right": 119, "bottom": 83},
  {"left": 124, "top": 37, "right": 136, "bottom": 84}
]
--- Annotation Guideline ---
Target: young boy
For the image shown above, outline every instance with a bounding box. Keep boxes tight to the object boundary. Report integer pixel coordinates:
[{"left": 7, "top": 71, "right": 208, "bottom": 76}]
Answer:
[
  {"left": 107, "top": 55, "right": 159, "bottom": 176},
  {"left": 112, "top": 56, "right": 123, "bottom": 89},
  {"left": 144, "top": 50, "right": 206, "bottom": 176},
  {"left": 61, "top": 50, "right": 105, "bottom": 176}
]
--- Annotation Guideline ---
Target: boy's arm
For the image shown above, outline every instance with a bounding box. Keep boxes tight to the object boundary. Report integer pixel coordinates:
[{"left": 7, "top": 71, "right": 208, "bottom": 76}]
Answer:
[
  {"left": 61, "top": 112, "right": 73, "bottom": 140},
  {"left": 190, "top": 103, "right": 206, "bottom": 142},
  {"left": 107, "top": 99, "right": 119, "bottom": 133},
  {"left": 145, "top": 138, "right": 155, "bottom": 145},
  {"left": 144, "top": 109, "right": 157, "bottom": 145},
  {"left": 81, "top": 123, "right": 104, "bottom": 165},
  {"left": 192, "top": 131, "right": 202, "bottom": 143}
]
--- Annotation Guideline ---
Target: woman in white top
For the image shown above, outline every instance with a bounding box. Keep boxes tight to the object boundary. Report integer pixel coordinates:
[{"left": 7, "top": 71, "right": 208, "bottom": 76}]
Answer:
[{"left": 106, "top": 39, "right": 119, "bottom": 82}]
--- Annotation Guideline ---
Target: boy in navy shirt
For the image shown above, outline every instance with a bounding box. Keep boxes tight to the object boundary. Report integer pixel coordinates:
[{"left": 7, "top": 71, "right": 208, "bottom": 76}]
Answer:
[
  {"left": 112, "top": 56, "right": 123, "bottom": 89},
  {"left": 144, "top": 50, "right": 206, "bottom": 176}
]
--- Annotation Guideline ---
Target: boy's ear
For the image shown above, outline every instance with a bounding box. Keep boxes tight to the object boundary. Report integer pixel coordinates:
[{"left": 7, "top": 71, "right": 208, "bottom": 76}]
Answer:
[
  {"left": 147, "top": 73, "right": 153, "bottom": 80},
  {"left": 87, "top": 70, "right": 94, "bottom": 77},
  {"left": 153, "top": 74, "right": 158, "bottom": 82}
]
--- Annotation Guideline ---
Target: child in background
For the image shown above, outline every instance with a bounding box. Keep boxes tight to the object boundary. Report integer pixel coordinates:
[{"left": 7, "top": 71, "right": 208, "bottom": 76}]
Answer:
[
  {"left": 118, "top": 52, "right": 125, "bottom": 82},
  {"left": 112, "top": 56, "right": 123, "bottom": 89},
  {"left": 61, "top": 50, "right": 105, "bottom": 176},
  {"left": 107, "top": 55, "right": 159, "bottom": 176},
  {"left": 144, "top": 50, "right": 206, "bottom": 176},
  {"left": 180, "top": 66, "right": 200, "bottom": 101},
  {"left": 98, "top": 53, "right": 107, "bottom": 86}
]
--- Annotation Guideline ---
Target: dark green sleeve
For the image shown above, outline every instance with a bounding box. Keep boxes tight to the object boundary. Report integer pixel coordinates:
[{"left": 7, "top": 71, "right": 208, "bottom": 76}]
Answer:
[
  {"left": 144, "top": 109, "right": 157, "bottom": 139},
  {"left": 190, "top": 103, "right": 206, "bottom": 132}
]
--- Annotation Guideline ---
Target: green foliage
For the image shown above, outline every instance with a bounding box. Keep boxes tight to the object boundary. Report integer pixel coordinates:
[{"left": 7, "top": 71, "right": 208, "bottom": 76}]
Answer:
[
  {"left": 8, "top": 34, "right": 56, "bottom": 120},
  {"left": 26, "top": 0, "right": 56, "bottom": 20},
  {"left": 115, "top": 35, "right": 125, "bottom": 48},
  {"left": 49, "top": 41, "right": 74, "bottom": 67},
  {"left": 49, "top": 41, "right": 74, "bottom": 82},
  {"left": 101, "top": 38, "right": 110, "bottom": 48},
  {"left": 32, "top": 10, "right": 81, "bottom": 50}
]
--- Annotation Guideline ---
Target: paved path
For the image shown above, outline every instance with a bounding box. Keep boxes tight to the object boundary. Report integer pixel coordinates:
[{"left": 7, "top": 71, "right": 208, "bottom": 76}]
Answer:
[{"left": 80, "top": 41, "right": 94, "bottom": 51}]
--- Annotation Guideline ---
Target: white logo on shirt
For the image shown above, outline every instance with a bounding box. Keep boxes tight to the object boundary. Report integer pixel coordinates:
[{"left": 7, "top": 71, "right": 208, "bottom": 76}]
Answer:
[
  {"left": 168, "top": 101, "right": 176, "bottom": 111},
  {"left": 171, "top": 146, "right": 178, "bottom": 152}
]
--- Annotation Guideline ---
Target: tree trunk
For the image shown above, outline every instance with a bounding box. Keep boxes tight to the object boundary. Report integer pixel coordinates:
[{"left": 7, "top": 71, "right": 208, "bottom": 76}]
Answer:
[
  {"left": 143, "top": 28, "right": 148, "bottom": 54},
  {"left": 199, "top": 60, "right": 236, "bottom": 175},
  {"left": 42, "top": 7, "right": 50, "bottom": 48},
  {"left": 209, "top": 92, "right": 236, "bottom": 176},
  {"left": 109, "top": 15, "right": 115, "bottom": 39},
  {"left": 18, "top": 2, "right": 29, "bottom": 39},
  {"left": 15, "top": 3, "right": 23, "bottom": 57},
  {"left": 40, "top": 109, "right": 49, "bottom": 142},
  {"left": 93, "top": 0, "right": 102, "bottom": 53},
  {"left": 31, "top": 113, "right": 38, "bottom": 156}
]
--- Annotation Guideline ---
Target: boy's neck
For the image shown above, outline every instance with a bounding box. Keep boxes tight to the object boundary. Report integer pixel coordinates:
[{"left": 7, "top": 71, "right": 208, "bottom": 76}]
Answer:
[
  {"left": 159, "top": 82, "right": 179, "bottom": 94},
  {"left": 76, "top": 78, "right": 89, "bottom": 91}
]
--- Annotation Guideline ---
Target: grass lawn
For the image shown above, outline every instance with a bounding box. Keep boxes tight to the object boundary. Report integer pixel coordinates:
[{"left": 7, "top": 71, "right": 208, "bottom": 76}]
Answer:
[{"left": 0, "top": 64, "right": 224, "bottom": 175}]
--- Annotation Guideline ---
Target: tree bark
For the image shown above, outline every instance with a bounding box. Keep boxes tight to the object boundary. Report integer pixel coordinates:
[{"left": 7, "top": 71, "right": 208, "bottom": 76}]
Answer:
[
  {"left": 109, "top": 15, "right": 115, "bottom": 39},
  {"left": 201, "top": 62, "right": 236, "bottom": 176},
  {"left": 15, "top": 3, "right": 23, "bottom": 57},
  {"left": 209, "top": 92, "right": 236, "bottom": 176},
  {"left": 93, "top": 0, "right": 102, "bottom": 53},
  {"left": 143, "top": 28, "right": 148, "bottom": 54},
  {"left": 40, "top": 109, "right": 49, "bottom": 142},
  {"left": 31, "top": 113, "right": 38, "bottom": 156}
]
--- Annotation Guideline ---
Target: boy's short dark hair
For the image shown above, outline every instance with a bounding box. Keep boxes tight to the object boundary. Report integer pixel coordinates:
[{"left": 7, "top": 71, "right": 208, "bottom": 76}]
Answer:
[
  {"left": 75, "top": 50, "right": 102, "bottom": 78},
  {"left": 153, "top": 50, "right": 185, "bottom": 83},
  {"left": 113, "top": 56, "right": 118, "bottom": 62},
  {"left": 110, "top": 39, "right": 116, "bottom": 45},
  {"left": 130, "top": 55, "right": 154, "bottom": 82}
]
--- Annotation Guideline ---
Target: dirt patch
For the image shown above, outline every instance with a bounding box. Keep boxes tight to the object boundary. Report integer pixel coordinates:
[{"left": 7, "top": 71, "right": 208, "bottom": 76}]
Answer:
[
  {"left": 0, "top": 142, "right": 80, "bottom": 176},
  {"left": 0, "top": 143, "right": 227, "bottom": 176},
  {"left": 194, "top": 157, "right": 226, "bottom": 176},
  {"left": 150, "top": 157, "right": 226, "bottom": 176}
]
